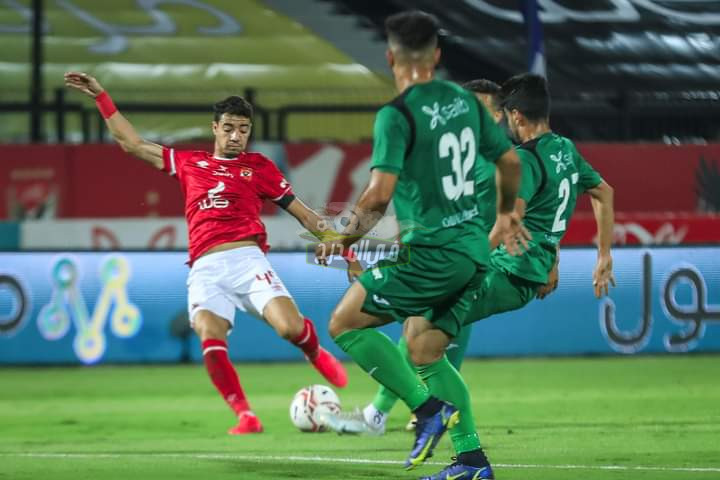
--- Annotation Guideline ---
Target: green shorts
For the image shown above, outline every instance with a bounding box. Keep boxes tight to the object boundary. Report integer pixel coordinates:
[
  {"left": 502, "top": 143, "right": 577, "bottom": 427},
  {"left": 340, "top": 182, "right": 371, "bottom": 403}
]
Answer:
[
  {"left": 461, "top": 262, "right": 539, "bottom": 326},
  {"left": 357, "top": 246, "right": 481, "bottom": 337}
]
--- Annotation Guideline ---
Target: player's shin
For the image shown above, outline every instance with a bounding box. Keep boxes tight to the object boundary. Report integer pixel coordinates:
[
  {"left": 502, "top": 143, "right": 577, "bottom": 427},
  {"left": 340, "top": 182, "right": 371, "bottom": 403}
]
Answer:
[
  {"left": 291, "top": 317, "right": 320, "bottom": 359},
  {"left": 371, "top": 386, "right": 399, "bottom": 415},
  {"left": 294, "top": 317, "right": 348, "bottom": 388},
  {"left": 371, "top": 336, "right": 413, "bottom": 414},
  {"left": 334, "top": 328, "right": 431, "bottom": 410},
  {"left": 416, "top": 355, "right": 482, "bottom": 454},
  {"left": 202, "top": 339, "right": 250, "bottom": 415}
]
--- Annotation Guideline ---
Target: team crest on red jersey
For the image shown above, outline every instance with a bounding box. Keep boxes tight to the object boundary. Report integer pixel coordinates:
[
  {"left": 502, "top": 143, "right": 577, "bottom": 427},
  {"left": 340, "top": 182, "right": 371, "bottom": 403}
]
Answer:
[{"left": 240, "top": 168, "right": 254, "bottom": 180}]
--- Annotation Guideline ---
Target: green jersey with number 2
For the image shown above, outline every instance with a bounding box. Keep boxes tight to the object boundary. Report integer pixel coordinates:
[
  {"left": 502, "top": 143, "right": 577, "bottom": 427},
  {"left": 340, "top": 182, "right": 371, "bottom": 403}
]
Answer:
[
  {"left": 492, "top": 132, "right": 603, "bottom": 283},
  {"left": 370, "top": 79, "right": 511, "bottom": 266}
]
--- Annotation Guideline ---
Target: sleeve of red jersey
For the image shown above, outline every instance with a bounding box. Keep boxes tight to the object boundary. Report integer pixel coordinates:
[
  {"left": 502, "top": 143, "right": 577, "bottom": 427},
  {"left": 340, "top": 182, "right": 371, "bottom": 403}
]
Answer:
[
  {"left": 258, "top": 156, "right": 295, "bottom": 208},
  {"left": 161, "top": 147, "right": 190, "bottom": 179}
]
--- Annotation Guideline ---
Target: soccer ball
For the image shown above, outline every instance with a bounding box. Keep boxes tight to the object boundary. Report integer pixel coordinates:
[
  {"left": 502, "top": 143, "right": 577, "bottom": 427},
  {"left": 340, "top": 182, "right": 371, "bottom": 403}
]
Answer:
[{"left": 289, "top": 384, "right": 341, "bottom": 432}]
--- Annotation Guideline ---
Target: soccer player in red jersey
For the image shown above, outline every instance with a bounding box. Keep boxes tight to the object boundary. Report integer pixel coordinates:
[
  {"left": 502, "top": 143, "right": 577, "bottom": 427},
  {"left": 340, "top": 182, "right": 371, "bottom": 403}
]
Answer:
[{"left": 64, "top": 72, "right": 348, "bottom": 435}]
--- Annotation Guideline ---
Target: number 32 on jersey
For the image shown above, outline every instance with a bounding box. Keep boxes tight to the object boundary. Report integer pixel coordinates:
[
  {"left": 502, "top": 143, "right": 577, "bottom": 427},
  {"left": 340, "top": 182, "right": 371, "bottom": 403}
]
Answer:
[{"left": 440, "top": 127, "right": 476, "bottom": 201}]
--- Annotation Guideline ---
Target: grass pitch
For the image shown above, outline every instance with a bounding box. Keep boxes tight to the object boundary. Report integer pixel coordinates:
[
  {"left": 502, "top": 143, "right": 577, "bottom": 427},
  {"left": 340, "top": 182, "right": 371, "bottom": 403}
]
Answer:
[{"left": 1, "top": 356, "right": 719, "bottom": 480}]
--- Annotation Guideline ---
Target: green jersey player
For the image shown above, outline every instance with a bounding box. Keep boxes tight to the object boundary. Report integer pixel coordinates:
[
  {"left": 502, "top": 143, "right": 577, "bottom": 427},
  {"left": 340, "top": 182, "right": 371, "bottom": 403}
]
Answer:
[
  {"left": 401, "top": 74, "right": 616, "bottom": 480},
  {"left": 491, "top": 73, "right": 615, "bottom": 299},
  {"left": 327, "top": 74, "right": 615, "bottom": 480},
  {"left": 314, "top": 10, "right": 528, "bottom": 474},
  {"left": 362, "top": 79, "right": 530, "bottom": 434}
]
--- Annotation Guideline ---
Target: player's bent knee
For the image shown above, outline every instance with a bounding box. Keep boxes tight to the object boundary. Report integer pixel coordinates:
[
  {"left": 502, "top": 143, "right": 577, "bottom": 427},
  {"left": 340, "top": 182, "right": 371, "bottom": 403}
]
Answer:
[
  {"left": 192, "top": 310, "right": 230, "bottom": 341},
  {"left": 411, "top": 348, "right": 443, "bottom": 366},
  {"left": 327, "top": 312, "right": 343, "bottom": 339},
  {"left": 328, "top": 307, "right": 355, "bottom": 339},
  {"left": 407, "top": 333, "right": 445, "bottom": 366},
  {"left": 275, "top": 317, "right": 304, "bottom": 340},
  {"left": 328, "top": 282, "right": 372, "bottom": 339},
  {"left": 263, "top": 297, "right": 304, "bottom": 340},
  {"left": 407, "top": 340, "right": 428, "bottom": 365}
]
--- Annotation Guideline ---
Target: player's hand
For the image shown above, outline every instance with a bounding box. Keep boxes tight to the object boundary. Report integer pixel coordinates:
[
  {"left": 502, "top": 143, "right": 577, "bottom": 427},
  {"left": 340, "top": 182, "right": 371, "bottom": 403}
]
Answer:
[
  {"left": 592, "top": 253, "right": 615, "bottom": 298},
  {"left": 315, "top": 240, "right": 343, "bottom": 266},
  {"left": 537, "top": 263, "right": 559, "bottom": 299},
  {"left": 346, "top": 259, "right": 363, "bottom": 283},
  {"left": 494, "top": 212, "right": 531, "bottom": 256},
  {"left": 64, "top": 71, "right": 104, "bottom": 98}
]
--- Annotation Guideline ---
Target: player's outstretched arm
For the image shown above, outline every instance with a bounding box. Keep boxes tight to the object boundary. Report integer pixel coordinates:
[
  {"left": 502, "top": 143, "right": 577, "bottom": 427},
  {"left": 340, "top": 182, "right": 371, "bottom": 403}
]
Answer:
[
  {"left": 315, "top": 170, "right": 396, "bottom": 266},
  {"left": 284, "top": 197, "right": 335, "bottom": 242},
  {"left": 587, "top": 180, "right": 615, "bottom": 297},
  {"left": 286, "top": 197, "right": 363, "bottom": 279},
  {"left": 493, "top": 149, "right": 531, "bottom": 255},
  {"left": 64, "top": 72, "right": 163, "bottom": 169},
  {"left": 338, "top": 170, "right": 396, "bottom": 244}
]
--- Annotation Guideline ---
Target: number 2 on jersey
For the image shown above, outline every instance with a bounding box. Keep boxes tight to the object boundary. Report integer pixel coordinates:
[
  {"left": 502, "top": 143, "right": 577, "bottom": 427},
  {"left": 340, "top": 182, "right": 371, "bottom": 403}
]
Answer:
[
  {"left": 440, "top": 127, "right": 476, "bottom": 201},
  {"left": 551, "top": 173, "right": 580, "bottom": 232}
]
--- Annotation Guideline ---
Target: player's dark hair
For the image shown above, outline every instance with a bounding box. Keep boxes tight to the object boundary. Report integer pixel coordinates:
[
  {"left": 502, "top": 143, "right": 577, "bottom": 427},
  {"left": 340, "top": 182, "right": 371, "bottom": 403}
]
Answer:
[
  {"left": 213, "top": 96, "right": 253, "bottom": 122},
  {"left": 462, "top": 79, "right": 501, "bottom": 111},
  {"left": 499, "top": 73, "right": 550, "bottom": 122},
  {"left": 385, "top": 10, "right": 439, "bottom": 52}
]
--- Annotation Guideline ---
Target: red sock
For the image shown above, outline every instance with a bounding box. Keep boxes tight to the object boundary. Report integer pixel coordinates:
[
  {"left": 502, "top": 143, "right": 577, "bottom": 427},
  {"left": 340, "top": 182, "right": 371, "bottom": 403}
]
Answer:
[
  {"left": 291, "top": 318, "right": 320, "bottom": 360},
  {"left": 202, "top": 339, "right": 250, "bottom": 416}
]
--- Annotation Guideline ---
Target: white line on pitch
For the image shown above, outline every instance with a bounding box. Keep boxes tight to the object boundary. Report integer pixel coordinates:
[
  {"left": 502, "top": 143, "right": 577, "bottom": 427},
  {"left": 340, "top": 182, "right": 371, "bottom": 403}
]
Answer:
[{"left": 1, "top": 453, "right": 719, "bottom": 474}]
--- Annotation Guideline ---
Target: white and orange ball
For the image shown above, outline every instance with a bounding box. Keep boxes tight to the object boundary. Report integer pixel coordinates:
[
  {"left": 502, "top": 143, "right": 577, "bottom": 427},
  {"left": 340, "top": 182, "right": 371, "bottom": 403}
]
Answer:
[{"left": 289, "top": 384, "right": 341, "bottom": 432}]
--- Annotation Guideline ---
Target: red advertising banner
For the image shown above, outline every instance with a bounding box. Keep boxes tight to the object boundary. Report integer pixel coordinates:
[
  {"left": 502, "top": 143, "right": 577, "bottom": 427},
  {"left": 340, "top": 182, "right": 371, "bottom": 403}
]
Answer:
[
  {"left": 564, "top": 212, "right": 720, "bottom": 245},
  {"left": 282, "top": 143, "right": 720, "bottom": 214},
  {"left": 1, "top": 143, "right": 719, "bottom": 220},
  {"left": 0, "top": 144, "right": 184, "bottom": 219},
  {"left": 574, "top": 143, "right": 720, "bottom": 213},
  {"left": 67, "top": 145, "right": 185, "bottom": 217},
  {"left": 0, "top": 145, "right": 72, "bottom": 219}
]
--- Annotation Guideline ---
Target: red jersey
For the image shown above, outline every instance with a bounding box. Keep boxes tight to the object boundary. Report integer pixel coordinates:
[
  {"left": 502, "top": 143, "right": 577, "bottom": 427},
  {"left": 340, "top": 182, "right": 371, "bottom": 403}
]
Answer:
[{"left": 162, "top": 147, "right": 294, "bottom": 265}]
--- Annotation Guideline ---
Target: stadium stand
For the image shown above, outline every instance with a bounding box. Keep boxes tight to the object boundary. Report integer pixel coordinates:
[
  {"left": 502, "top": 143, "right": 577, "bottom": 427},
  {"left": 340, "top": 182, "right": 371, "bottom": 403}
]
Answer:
[{"left": 0, "top": 0, "right": 394, "bottom": 142}]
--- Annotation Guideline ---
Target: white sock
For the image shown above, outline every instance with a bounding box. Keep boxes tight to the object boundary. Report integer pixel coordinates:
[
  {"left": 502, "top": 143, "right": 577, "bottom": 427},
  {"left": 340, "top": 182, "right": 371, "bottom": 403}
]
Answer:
[{"left": 363, "top": 403, "right": 387, "bottom": 429}]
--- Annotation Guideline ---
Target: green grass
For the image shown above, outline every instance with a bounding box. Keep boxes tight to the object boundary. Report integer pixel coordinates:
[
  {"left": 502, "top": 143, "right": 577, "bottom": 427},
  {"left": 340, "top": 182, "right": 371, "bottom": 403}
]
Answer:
[{"left": 1, "top": 356, "right": 719, "bottom": 479}]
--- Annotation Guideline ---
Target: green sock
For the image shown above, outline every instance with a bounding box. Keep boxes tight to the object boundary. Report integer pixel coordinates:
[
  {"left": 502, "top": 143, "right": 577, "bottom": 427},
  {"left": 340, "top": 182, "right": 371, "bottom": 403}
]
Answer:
[
  {"left": 417, "top": 355, "right": 481, "bottom": 454},
  {"left": 374, "top": 327, "right": 472, "bottom": 413},
  {"left": 446, "top": 325, "right": 471, "bottom": 371},
  {"left": 371, "top": 336, "right": 414, "bottom": 413},
  {"left": 334, "top": 329, "right": 430, "bottom": 410}
]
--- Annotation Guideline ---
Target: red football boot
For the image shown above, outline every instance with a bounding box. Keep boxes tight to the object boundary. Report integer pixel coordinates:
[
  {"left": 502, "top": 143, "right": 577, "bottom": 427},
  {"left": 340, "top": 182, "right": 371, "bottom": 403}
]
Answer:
[
  {"left": 308, "top": 347, "right": 348, "bottom": 388},
  {"left": 228, "top": 411, "right": 263, "bottom": 435}
]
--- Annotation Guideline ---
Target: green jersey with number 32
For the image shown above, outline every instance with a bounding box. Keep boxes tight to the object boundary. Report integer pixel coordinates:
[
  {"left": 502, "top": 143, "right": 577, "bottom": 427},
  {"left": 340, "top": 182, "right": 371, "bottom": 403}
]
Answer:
[
  {"left": 370, "top": 79, "right": 512, "bottom": 265},
  {"left": 492, "top": 132, "right": 603, "bottom": 283}
]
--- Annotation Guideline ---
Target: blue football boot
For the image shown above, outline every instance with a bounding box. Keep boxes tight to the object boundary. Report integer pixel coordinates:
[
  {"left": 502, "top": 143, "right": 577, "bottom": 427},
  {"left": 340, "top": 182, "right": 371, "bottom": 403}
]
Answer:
[
  {"left": 419, "top": 459, "right": 495, "bottom": 480},
  {"left": 404, "top": 401, "right": 459, "bottom": 470}
]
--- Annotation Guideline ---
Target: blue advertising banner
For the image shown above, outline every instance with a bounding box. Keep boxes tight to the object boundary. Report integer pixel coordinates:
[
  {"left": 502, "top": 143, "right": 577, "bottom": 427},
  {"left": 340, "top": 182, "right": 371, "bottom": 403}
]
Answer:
[{"left": 0, "top": 248, "right": 719, "bottom": 365}]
